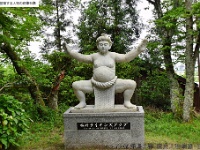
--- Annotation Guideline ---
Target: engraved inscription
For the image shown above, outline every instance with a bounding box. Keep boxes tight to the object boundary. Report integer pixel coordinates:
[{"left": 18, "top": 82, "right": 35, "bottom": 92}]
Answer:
[{"left": 77, "top": 122, "right": 130, "bottom": 130}]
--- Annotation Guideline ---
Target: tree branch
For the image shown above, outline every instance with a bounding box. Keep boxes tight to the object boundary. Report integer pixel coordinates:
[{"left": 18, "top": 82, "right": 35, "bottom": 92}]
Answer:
[
  {"left": 193, "top": 29, "right": 200, "bottom": 62},
  {"left": 146, "top": 0, "right": 155, "bottom": 5},
  {"left": 1, "top": 42, "right": 45, "bottom": 106},
  {"left": 0, "top": 82, "right": 16, "bottom": 92},
  {"left": 193, "top": 14, "right": 200, "bottom": 62}
]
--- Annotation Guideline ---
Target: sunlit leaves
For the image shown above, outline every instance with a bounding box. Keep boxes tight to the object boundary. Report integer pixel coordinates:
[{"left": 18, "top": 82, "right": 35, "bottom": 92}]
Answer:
[
  {"left": 0, "top": 95, "right": 29, "bottom": 149},
  {"left": 0, "top": 8, "right": 42, "bottom": 48}
]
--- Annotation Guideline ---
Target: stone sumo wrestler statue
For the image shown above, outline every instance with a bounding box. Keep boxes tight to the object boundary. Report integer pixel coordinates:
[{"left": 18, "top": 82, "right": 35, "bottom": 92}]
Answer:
[{"left": 65, "top": 34, "right": 147, "bottom": 110}]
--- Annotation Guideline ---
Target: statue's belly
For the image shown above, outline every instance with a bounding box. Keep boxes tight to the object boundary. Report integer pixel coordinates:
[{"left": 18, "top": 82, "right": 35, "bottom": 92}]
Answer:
[{"left": 93, "top": 66, "right": 115, "bottom": 82}]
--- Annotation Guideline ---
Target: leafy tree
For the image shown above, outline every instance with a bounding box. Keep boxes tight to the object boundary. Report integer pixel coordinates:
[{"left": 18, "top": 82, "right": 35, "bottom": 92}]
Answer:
[
  {"left": 77, "top": 0, "right": 142, "bottom": 54},
  {"left": 40, "top": 0, "right": 79, "bottom": 53},
  {"left": 139, "top": 69, "right": 170, "bottom": 110},
  {"left": 0, "top": 95, "right": 29, "bottom": 149},
  {"left": 183, "top": 0, "right": 200, "bottom": 121},
  {"left": 43, "top": 51, "right": 74, "bottom": 109},
  {"left": 0, "top": 8, "right": 45, "bottom": 106},
  {"left": 145, "top": 0, "right": 184, "bottom": 115},
  {"left": 40, "top": 0, "right": 80, "bottom": 110},
  {"left": 73, "top": 0, "right": 173, "bottom": 108},
  {"left": 146, "top": 0, "right": 200, "bottom": 121}
]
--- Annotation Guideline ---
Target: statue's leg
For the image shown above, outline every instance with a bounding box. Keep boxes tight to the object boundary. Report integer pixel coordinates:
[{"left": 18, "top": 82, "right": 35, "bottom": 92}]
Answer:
[
  {"left": 115, "top": 79, "right": 137, "bottom": 109},
  {"left": 72, "top": 80, "right": 93, "bottom": 109}
]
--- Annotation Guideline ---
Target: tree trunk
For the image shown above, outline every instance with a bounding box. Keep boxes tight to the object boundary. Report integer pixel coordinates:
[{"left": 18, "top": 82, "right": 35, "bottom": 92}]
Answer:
[
  {"left": 56, "top": 0, "right": 62, "bottom": 52},
  {"left": 169, "top": 74, "right": 182, "bottom": 113},
  {"left": 193, "top": 0, "right": 200, "bottom": 112},
  {"left": 46, "top": 0, "right": 64, "bottom": 110},
  {"left": 146, "top": 0, "right": 182, "bottom": 113},
  {"left": 48, "top": 70, "right": 65, "bottom": 110},
  {"left": 183, "top": 0, "right": 194, "bottom": 122},
  {"left": 162, "top": 36, "right": 182, "bottom": 113},
  {"left": 1, "top": 43, "right": 45, "bottom": 106}
]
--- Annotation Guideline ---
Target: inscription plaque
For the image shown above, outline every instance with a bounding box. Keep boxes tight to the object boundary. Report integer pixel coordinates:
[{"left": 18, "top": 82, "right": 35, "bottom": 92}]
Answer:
[{"left": 77, "top": 122, "right": 130, "bottom": 130}]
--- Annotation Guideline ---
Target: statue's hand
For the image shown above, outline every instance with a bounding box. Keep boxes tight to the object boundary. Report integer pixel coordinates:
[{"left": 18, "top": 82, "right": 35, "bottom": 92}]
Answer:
[
  {"left": 138, "top": 39, "right": 148, "bottom": 52},
  {"left": 63, "top": 43, "right": 72, "bottom": 53}
]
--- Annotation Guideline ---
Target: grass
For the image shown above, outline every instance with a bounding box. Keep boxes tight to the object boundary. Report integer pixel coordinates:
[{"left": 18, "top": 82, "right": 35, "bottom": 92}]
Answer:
[
  {"left": 18, "top": 105, "right": 67, "bottom": 150},
  {"left": 145, "top": 109, "right": 200, "bottom": 145},
  {"left": 18, "top": 107, "right": 200, "bottom": 150},
  {"left": 19, "top": 122, "right": 64, "bottom": 150}
]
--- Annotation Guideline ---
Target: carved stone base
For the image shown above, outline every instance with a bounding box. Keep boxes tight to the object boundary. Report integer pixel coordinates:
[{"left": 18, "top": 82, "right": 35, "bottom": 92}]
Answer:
[
  {"left": 71, "top": 105, "right": 138, "bottom": 113},
  {"left": 63, "top": 106, "right": 144, "bottom": 149},
  {"left": 94, "top": 85, "right": 115, "bottom": 109}
]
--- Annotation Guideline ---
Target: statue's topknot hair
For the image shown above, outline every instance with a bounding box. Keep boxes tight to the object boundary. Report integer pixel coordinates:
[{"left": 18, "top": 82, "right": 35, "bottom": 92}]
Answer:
[{"left": 96, "top": 33, "right": 112, "bottom": 45}]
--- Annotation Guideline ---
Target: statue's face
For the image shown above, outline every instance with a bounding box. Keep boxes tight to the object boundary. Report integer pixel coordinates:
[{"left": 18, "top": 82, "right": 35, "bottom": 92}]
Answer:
[{"left": 97, "top": 41, "right": 111, "bottom": 54}]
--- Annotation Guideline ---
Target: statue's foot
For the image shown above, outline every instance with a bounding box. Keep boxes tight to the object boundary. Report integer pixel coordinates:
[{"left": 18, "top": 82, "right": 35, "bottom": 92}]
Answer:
[
  {"left": 75, "top": 101, "right": 86, "bottom": 109},
  {"left": 124, "top": 101, "right": 137, "bottom": 110}
]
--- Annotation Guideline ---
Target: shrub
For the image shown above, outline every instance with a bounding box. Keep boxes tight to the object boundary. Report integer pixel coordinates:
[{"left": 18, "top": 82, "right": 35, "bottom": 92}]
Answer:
[
  {"left": 139, "top": 71, "right": 171, "bottom": 110},
  {"left": 0, "top": 95, "right": 29, "bottom": 149}
]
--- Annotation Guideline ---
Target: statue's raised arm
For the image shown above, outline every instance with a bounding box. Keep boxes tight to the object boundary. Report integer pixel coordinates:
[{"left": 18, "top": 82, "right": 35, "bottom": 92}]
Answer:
[
  {"left": 64, "top": 33, "right": 147, "bottom": 110},
  {"left": 63, "top": 43, "right": 93, "bottom": 63},
  {"left": 114, "top": 39, "right": 148, "bottom": 63}
]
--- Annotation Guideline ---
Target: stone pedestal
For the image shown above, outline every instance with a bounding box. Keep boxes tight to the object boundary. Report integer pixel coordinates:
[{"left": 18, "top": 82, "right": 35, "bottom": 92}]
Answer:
[
  {"left": 94, "top": 85, "right": 115, "bottom": 109},
  {"left": 63, "top": 105, "right": 144, "bottom": 149}
]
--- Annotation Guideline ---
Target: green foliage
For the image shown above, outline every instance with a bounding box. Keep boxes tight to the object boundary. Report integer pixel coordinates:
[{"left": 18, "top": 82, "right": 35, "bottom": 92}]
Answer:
[
  {"left": 192, "top": 2, "right": 200, "bottom": 30},
  {"left": 77, "top": 0, "right": 141, "bottom": 53},
  {"left": 23, "top": 55, "right": 55, "bottom": 87},
  {"left": 43, "top": 51, "right": 73, "bottom": 72},
  {"left": 139, "top": 70, "right": 170, "bottom": 110},
  {"left": 0, "top": 65, "right": 32, "bottom": 104},
  {"left": 192, "top": 2, "right": 200, "bottom": 17},
  {"left": 22, "top": 99, "right": 52, "bottom": 122},
  {"left": 145, "top": 108, "right": 200, "bottom": 144},
  {"left": 41, "top": 50, "right": 94, "bottom": 106},
  {"left": 17, "top": 107, "right": 200, "bottom": 149},
  {"left": 0, "top": 95, "right": 29, "bottom": 149},
  {"left": 21, "top": 95, "right": 67, "bottom": 122},
  {"left": 18, "top": 103, "right": 69, "bottom": 150},
  {"left": 115, "top": 57, "right": 171, "bottom": 110},
  {"left": 143, "top": 40, "right": 163, "bottom": 67},
  {"left": 0, "top": 65, "right": 15, "bottom": 90},
  {"left": 155, "top": 6, "right": 185, "bottom": 30},
  {"left": 72, "top": 61, "right": 93, "bottom": 78},
  {"left": 60, "top": 75, "right": 85, "bottom": 106},
  {"left": 1, "top": 0, "right": 191, "bottom": 122},
  {"left": 116, "top": 58, "right": 145, "bottom": 79},
  {"left": 0, "top": 8, "right": 43, "bottom": 48},
  {"left": 59, "top": 60, "right": 93, "bottom": 105},
  {"left": 40, "top": 0, "right": 80, "bottom": 53}
]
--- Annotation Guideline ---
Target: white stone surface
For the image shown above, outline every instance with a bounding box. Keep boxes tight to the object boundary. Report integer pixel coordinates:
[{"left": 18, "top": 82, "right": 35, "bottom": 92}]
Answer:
[
  {"left": 94, "top": 85, "right": 115, "bottom": 109},
  {"left": 63, "top": 106, "right": 144, "bottom": 149},
  {"left": 70, "top": 105, "right": 138, "bottom": 113},
  {"left": 65, "top": 34, "right": 147, "bottom": 109}
]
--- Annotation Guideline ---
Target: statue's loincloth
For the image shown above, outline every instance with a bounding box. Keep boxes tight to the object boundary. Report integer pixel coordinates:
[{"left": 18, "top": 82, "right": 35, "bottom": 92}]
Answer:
[{"left": 91, "top": 76, "right": 117, "bottom": 89}]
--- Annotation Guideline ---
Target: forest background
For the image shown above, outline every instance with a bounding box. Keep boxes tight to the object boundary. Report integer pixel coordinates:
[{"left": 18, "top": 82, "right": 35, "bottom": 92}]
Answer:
[{"left": 1, "top": 0, "right": 200, "bottom": 149}]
